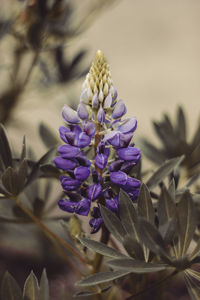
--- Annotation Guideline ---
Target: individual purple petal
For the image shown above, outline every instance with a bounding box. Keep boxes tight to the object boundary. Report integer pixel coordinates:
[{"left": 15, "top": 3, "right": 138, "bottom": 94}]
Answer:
[
  {"left": 126, "top": 177, "right": 141, "bottom": 189},
  {"left": 89, "top": 217, "right": 103, "bottom": 234},
  {"left": 91, "top": 206, "right": 101, "bottom": 218},
  {"left": 97, "top": 106, "right": 105, "bottom": 123},
  {"left": 75, "top": 198, "right": 91, "bottom": 216},
  {"left": 82, "top": 121, "right": 96, "bottom": 136},
  {"left": 92, "top": 93, "right": 99, "bottom": 108},
  {"left": 77, "top": 102, "right": 89, "bottom": 120},
  {"left": 62, "top": 105, "right": 80, "bottom": 124},
  {"left": 71, "top": 125, "right": 82, "bottom": 135},
  {"left": 59, "top": 126, "right": 70, "bottom": 143},
  {"left": 109, "top": 160, "right": 124, "bottom": 172},
  {"left": 112, "top": 99, "right": 127, "bottom": 119},
  {"left": 117, "top": 117, "right": 137, "bottom": 133},
  {"left": 110, "top": 171, "right": 127, "bottom": 186},
  {"left": 74, "top": 166, "right": 90, "bottom": 181},
  {"left": 117, "top": 147, "right": 141, "bottom": 162},
  {"left": 76, "top": 155, "right": 91, "bottom": 167},
  {"left": 53, "top": 156, "right": 76, "bottom": 171},
  {"left": 92, "top": 170, "right": 102, "bottom": 183},
  {"left": 58, "top": 144, "right": 80, "bottom": 158},
  {"left": 126, "top": 189, "right": 140, "bottom": 200},
  {"left": 77, "top": 132, "right": 91, "bottom": 148},
  {"left": 88, "top": 183, "right": 102, "bottom": 201},
  {"left": 120, "top": 161, "right": 136, "bottom": 173},
  {"left": 58, "top": 199, "right": 77, "bottom": 213},
  {"left": 106, "top": 196, "right": 119, "bottom": 213},
  {"left": 60, "top": 176, "right": 81, "bottom": 191},
  {"left": 97, "top": 141, "right": 110, "bottom": 156},
  {"left": 103, "top": 93, "right": 112, "bottom": 108},
  {"left": 104, "top": 131, "right": 120, "bottom": 148},
  {"left": 95, "top": 153, "right": 108, "bottom": 169},
  {"left": 110, "top": 86, "right": 118, "bottom": 101},
  {"left": 80, "top": 89, "right": 89, "bottom": 104}
]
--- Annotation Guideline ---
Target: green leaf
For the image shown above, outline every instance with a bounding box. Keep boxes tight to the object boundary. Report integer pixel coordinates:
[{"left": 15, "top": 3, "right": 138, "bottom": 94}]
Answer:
[
  {"left": 40, "top": 164, "right": 61, "bottom": 178},
  {"left": 146, "top": 156, "right": 184, "bottom": 190},
  {"left": 176, "top": 107, "right": 187, "bottom": 141},
  {"left": 139, "top": 139, "right": 165, "bottom": 165},
  {"left": 1, "top": 271, "right": 22, "bottom": 300},
  {"left": 79, "top": 236, "right": 125, "bottom": 259},
  {"left": 2, "top": 167, "right": 18, "bottom": 195},
  {"left": 74, "top": 286, "right": 111, "bottom": 298},
  {"left": 76, "top": 270, "right": 131, "bottom": 287},
  {"left": 39, "top": 123, "right": 58, "bottom": 149},
  {"left": 158, "top": 187, "right": 176, "bottom": 227},
  {"left": 106, "top": 257, "right": 167, "bottom": 273},
  {"left": 17, "top": 160, "right": 28, "bottom": 191},
  {"left": 168, "top": 179, "right": 176, "bottom": 201},
  {"left": 119, "top": 190, "right": 139, "bottom": 241},
  {"left": 177, "top": 191, "right": 196, "bottom": 257},
  {"left": 39, "top": 269, "right": 49, "bottom": 300},
  {"left": 23, "top": 271, "right": 40, "bottom": 300},
  {"left": 123, "top": 235, "right": 144, "bottom": 260},
  {"left": 190, "top": 238, "right": 200, "bottom": 261},
  {"left": 100, "top": 205, "right": 126, "bottom": 243},
  {"left": 20, "top": 136, "right": 26, "bottom": 162},
  {"left": 184, "top": 272, "right": 200, "bottom": 300},
  {"left": 138, "top": 184, "right": 155, "bottom": 224},
  {"left": 0, "top": 124, "right": 12, "bottom": 169}
]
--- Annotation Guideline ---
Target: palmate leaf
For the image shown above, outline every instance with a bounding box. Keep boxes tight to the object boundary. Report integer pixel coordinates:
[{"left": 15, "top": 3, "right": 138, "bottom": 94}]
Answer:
[
  {"left": 177, "top": 191, "right": 196, "bottom": 257},
  {"left": 39, "top": 270, "right": 49, "bottom": 300},
  {"left": 1, "top": 271, "right": 22, "bottom": 300},
  {"left": 79, "top": 236, "right": 125, "bottom": 259},
  {"left": 123, "top": 235, "right": 144, "bottom": 260},
  {"left": 146, "top": 156, "right": 184, "bottom": 190},
  {"left": 119, "top": 190, "right": 140, "bottom": 241},
  {"left": 138, "top": 184, "right": 155, "bottom": 224},
  {"left": 158, "top": 187, "right": 176, "bottom": 228},
  {"left": 100, "top": 205, "right": 127, "bottom": 243},
  {"left": 184, "top": 272, "right": 200, "bottom": 300},
  {"left": 76, "top": 270, "right": 131, "bottom": 287},
  {"left": 23, "top": 271, "right": 40, "bottom": 300},
  {"left": 106, "top": 257, "right": 168, "bottom": 273}
]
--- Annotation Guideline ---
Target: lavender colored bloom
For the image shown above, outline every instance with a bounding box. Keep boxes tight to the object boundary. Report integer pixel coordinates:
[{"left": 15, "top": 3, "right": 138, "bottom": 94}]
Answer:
[
  {"left": 89, "top": 217, "right": 103, "bottom": 234},
  {"left": 117, "top": 147, "right": 141, "bottom": 162},
  {"left": 92, "top": 94, "right": 99, "bottom": 108},
  {"left": 59, "top": 126, "right": 70, "bottom": 143},
  {"left": 77, "top": 102, "right": 89, "bottom": 120},
  {"left": 75, "top": 198, "right": 91, "bottom": 216},
  {"left": 60, "top": 176, "right": 81, "bottom": 191},
  {"left": 83, "top": 121, "right": 96, "bottom": 136},
  {"left": 103, "top": 93, "right": 112, "bottom": 108},
  {"left": 76, "top": 132, "right": 91, "bottom": 148},
  {"left": 117, "top": 117, "right": 137, "bottom": 133},
  {"left": 62, "top": 105, "right": 80, "bottom": 124},
  {"left": 58, "top": 199, "right": 77, "bottom": 213},
  {"left": 112, "top": 99, "right": 127, "bottom": 119},
  {"left": 127, "top": 189, "right": 140, "bottom": 200},
  {"left": 88, "top": 183, "right": 102, "bottom": 201},
  {"left": 97, "top": 106, "right": 105, "bottom": 123},
  {"left": 109, "top": 160, "right": 124, "bottom": 172},
  {"left": 76, "top": 155, "right": 91, "bottom": 167},
  {"left": 58, "top": 144, "right": 80, "bottom": 158},
  {"left": 53, "top": 156, "right": 76, "bottom": 171},
  {"left": 120, "top": 161, "right": 136, "bottom": 173},
  {"left": 95, "top": 153, "right": 108, "bottom": 170},
  {"left": 106, "top": 196, "right": 118, "bottom": 213},
  {"left": 74, "top": 166, "right": 90, "bottom": 181},
  {"left": 110, "top": 171, "right": 128, "bottom": 186},
  {"left": 126, "top": 177, "right": 141, "bottom": 189}
]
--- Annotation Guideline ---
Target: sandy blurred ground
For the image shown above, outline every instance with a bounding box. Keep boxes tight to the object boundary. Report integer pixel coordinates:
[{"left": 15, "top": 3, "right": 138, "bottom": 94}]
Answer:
[{"left": 1, "top": 0, "right": 200, "bottom": 153}]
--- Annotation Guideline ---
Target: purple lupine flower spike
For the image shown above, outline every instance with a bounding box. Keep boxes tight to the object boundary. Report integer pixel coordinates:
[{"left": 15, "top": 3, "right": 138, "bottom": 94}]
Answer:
[{"left": 54, "top": 50, "right": 141, "bottom": 233}]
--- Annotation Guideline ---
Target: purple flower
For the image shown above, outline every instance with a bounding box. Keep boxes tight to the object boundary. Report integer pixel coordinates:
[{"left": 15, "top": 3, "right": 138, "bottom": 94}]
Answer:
[
  {"left": 62, "top": 105, "right": 80, "bottom": 124},
  {"left": 112, "top": 99, "right": 127, "bottom": 119},
  {"left": 59, "top": 126, "right": 70, "bottom": 143},
  {"left": 83, "top": 121, "right": 96, "bottom": 136},
  {"left": 97, "top": 106, "right": 105, "bottom": 123},
  {"left": 117, "top": 117, "right": 137, "bottom": 133},
  {"left": 106, "top": 196, "right": 118, "bottom": 213},
  {"left": 74, "top": 166, "right": 90, "bottom": 181},
  {"left": 117, "top": 147, "right": 141, "bottom": 162},
  {"left": 105, "top": 131, "right": 133, "bottom": 148},
  {"left": 58, "top": 199, "right": 77, "bottom": 213},
  {"left": 89, "top": 217, "right": 103, "bottom": 234},
  {"left": 53, "top": 156, "right": 76, "bottom": 171},
  {"left": 75, "top": 198, "right": 91, "bottom": 216},
  {"left": 95, "top": 154, "right": 108, "bottom": 170},
  {"left": 76, "top": 155, "right": 91, "bottom": 167},
  {"left": 103, "top": 93, "right": 112, "bottom": 108},
  {"left": 58, "top": 144, "right": 80, "bottom": 158},
  {"left": 110, "top": 171, "right": 128, "bottom": 186},
  {"left": 88, "top": 183, "right": 102, "bottom": 201},
  {"left": 109, "top": 160, "right": 124, "bottom": 172},
  {"left": 60, "top": 175, "right": 81, "bottom": 191},
  {"left": 77, "top": 102, "right": 89, "bottom": 120},
  {"left": 76, "top": 132, "right": 91, "bottom": 148},
  {"left": 92, "top": 94, "right": 99, "bottom": 108}
]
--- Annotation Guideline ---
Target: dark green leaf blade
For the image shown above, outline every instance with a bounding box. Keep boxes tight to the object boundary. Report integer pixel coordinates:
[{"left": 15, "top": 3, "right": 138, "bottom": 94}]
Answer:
[
  {"left": 138, "top": 184, "right": 155, "bottom": 224},
  {"left": 158, "top": 186, "right": 176, "bottom": 227},
  {"left": 176, "top": 107, "right": 187, "bottom": 141},
  {"left": 1, "top": 271, "right": 22, "bottom": 300},
  {"left": 39, "top": 269, "right": 49, "bottom": 300},
  {"left": 100, "top": 205, "right": 126, "bottom": 243},
  {"left": 119, "top": 190, "right": 139, "bottom": 241},
  {"left": 79, "top": 237, "right": 125, "bottom": 259},
  {"left": 123, "top": 235, "right": 144, "bottom": 260},
  {"left": 146, "top": 156, "right": 184, "bottom": 190},
  {"left": 39, "top": 123, "right": 58, "bottom": 149},
  {"left": 23, "top": 271, "right": 40, "bottom": 300},
  {"left": 184, "top": 272, "right": 200, "bottom": 300},
  {"left": 76, "top": 270, "right": 131, "bottom": 287},
  {"left": 0, "top": 124, "right": 12, "bottom": 169}
]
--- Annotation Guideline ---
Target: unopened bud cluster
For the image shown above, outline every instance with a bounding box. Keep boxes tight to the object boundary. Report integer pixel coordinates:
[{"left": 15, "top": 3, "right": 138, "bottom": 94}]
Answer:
[{"left": 54, "top": 50, "right": 141, "bottom": 233}]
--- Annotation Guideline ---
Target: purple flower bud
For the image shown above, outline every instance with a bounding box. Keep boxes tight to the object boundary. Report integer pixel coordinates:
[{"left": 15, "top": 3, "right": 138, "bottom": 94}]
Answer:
[
  {"left": 58, "top": 199, "right": 77, "bottom": 213},
  {"left": 110, "top": 171, "right": 127, "bottom": 186},
  {"left": 109, "top": 160, "right": 124, "bottom": 172},
  {"left": 75, "top": 198, "right": 91, "bottom": 216},
  {"left": 95, "top": 153, "right": 108, "bottom": 169},
  {"left": 97, "top": 106, "right": 105, "bottom": 123},
  {"left": 104, "top": 131, "right": 120, "bottom": 148},
  {"left": 60, "top": 176, "right": 81, "bottom": 191},
  {"left": 76, "top": 155, "right": 91, "bottom": 167},
  {"left": 126, "top": 177, "right": 141, "bottom": 189},
  {"left": 92, "top": 94, "right": 99, "bottom": 108},
  {"left": 112, "top": 99, "right": 127, "bottom": 119},
  {"left": 110, "top": 86, "right": 118, "bottom": 101},
  {"left": 127, "top": 189, "right": 140, "bottom": 200},
  {"left": 82, "top": 121, "right": 96, "bottom": 137},
  {"left": 80, "top": 89, "right": 89, "bottom": 104},
  {"left": 117, "top": 147, "right": 141, "bottom": 162},
  {"left": 106, "top": 196, "right": 119, "bottom": 213},
  {"left": 59, "top": 126, "right": 70, "bottom": 143},
  {"left": 88, "top": 183, "right": 102, "bottom": 201},
  {"left": 77, "top": 102, "right": 89, "bottom": 120},
  {"left": 58, "top": 144, "right": 80, "bottom": 158},
  {"left": 53, "top": 156, "right": 76, "bottom": 171},
  {"left": 62, "top": 105, "right": 80, "bottom": 124},
  {"left": 74, "top": 166, "right": 90, "bottom": 181},
  {"left": 117, "top": 117, "right": 137, "bottom": 133},
  {"left": 120, "top": 161, "right": 136, "bottom": 173},
  {"left": 103, "top": 93, "right": 112, "bottom": 108},
  {"left": 89, "top": 217, "right": 103, "bottom": 234},
  {"left": 77, "top": 132, "right": 91, "bottom": 148}
]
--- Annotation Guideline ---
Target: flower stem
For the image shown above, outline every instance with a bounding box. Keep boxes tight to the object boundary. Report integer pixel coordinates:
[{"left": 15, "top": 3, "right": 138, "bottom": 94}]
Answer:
[{"left": 15, "top": 197, "right": 87, "bottom": 269}]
